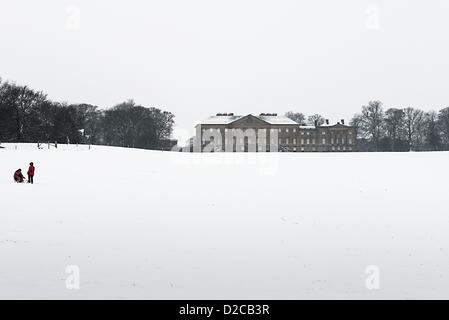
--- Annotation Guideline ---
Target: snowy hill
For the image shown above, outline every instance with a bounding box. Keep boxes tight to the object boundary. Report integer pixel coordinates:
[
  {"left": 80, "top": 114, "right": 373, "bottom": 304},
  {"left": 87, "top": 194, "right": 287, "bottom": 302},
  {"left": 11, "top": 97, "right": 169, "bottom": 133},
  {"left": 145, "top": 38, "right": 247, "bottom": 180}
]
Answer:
[{"left": 1, "top": 143, "right": 449, "bottom": 299}]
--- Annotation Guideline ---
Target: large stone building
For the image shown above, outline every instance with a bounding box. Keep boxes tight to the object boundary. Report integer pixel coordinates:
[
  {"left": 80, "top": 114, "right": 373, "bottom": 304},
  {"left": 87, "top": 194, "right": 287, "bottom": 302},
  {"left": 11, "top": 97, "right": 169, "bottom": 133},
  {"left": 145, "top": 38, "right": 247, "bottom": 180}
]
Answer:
[{"left": 195, "top": 113, "right": 357, "bottom": 152}]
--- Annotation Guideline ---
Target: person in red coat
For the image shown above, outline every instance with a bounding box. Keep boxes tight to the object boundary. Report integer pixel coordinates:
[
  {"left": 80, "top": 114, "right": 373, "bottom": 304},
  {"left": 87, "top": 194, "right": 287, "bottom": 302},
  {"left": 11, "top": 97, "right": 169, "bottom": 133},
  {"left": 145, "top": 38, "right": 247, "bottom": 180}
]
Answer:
[
  {"left": 13, "top": 169, "right": 25, "bottom": 183},
  {"left": 27, "top": 162, "right": 35, "bottom": 184}
]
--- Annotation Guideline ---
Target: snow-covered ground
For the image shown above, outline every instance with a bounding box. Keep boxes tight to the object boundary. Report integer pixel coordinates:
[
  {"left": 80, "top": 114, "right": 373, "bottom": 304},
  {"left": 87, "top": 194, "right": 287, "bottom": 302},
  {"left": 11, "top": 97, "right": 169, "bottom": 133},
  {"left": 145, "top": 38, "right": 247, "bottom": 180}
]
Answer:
[{"left": 0, "top": 143, "right": 448, "bottom": 299}]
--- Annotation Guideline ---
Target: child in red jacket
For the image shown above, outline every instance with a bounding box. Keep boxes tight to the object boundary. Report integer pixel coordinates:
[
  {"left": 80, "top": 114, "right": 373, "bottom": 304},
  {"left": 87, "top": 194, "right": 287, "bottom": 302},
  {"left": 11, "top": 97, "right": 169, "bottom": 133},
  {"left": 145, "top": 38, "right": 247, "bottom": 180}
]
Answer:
[
  {"left": 13, "top": 169, "right": 25, "bottom": 183},
  {"left": 27, "top": 162, "right": 35, "bottom": 184}
]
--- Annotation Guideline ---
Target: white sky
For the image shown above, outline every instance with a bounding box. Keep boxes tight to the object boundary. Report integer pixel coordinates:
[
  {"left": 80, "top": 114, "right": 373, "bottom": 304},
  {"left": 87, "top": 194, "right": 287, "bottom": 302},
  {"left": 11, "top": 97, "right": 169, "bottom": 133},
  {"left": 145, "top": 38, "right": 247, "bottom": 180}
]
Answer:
[{"left": 1, "top": 0, "right": 449, "bottom": 143}]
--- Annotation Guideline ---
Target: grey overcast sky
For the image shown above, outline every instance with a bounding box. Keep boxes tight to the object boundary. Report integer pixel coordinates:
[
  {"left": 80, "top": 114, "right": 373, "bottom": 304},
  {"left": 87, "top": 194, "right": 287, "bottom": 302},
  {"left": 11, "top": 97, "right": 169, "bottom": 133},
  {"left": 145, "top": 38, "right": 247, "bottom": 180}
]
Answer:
[{"left": 1, "top": 0, "right": 449, "bottom": 142}]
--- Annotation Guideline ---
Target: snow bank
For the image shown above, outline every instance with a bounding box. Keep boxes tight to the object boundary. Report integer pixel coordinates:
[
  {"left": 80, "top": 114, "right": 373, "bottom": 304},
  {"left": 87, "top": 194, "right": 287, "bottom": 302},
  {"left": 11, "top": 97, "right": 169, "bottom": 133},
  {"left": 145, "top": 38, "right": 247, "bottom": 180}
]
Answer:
[{"left": 1, "top": 143, "right": 448, "bottom": 299}]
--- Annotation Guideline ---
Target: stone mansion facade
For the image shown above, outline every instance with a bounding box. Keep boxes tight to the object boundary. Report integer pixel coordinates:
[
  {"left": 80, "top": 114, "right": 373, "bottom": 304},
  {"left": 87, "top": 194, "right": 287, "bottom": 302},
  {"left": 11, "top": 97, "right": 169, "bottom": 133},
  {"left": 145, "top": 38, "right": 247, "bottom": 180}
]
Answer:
[{"left": 195, "top": 113, "right": 357, "bottom": 152}]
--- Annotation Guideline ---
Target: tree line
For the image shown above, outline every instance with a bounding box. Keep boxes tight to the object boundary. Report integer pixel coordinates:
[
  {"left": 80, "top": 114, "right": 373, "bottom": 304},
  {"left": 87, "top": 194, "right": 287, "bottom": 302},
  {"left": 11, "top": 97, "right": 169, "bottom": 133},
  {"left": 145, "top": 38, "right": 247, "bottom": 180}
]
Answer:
[
  {"left": 285, "top": 111, "right": 326, "bottom": 126},
  {"left": 350, "top": 101, "right": 449, "bottom": 152},
  {"left": 285, "top": 102, "right": 449, "bottom": 152},
  {"left": 0, "top": 78, "right": 175, "bottom": 150}
]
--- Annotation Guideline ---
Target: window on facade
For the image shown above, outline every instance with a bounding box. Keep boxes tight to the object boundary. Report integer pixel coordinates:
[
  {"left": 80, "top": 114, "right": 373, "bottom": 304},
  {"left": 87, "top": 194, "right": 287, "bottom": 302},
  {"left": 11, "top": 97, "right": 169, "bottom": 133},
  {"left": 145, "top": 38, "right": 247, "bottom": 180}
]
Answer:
[
  {"left": 293, "top": 128, "right": 296, "bottom": 133},
  {"left": 293, "top": 138, "right": 296, "bottom": 144},
  {"left": 312, "top": 139, "right": 315, "bottom": 145},
  {"left": 278, "top": 128, "right": 282, "bottom": 133},
  {"left": 322, "top": 138, "right": 326, "bottom": 144},
  {"left": 349, "top": 138, "right": 352, "bottom": 144},
  {"left": 307, "top": 139, "right": 310, "bottom": 145},
  {"left": 307, "top": 132, "right": 310, "bottom": 135},
  {"left": 322, "top": 131, "right": 326, "bottom": 135},
  {"left": 301, "top": 139, "right": 304, "bottom": 145},
  {"left": 301, "top": 132, "right": 305, "bottom": 135},
  {"left": 331, "top": 138, "right": 334, "bottom": 144},
  {"left": 286, "top": 138, "right": 289, "bottom": 144},
  {"left": 286, "top": 128, "right": 289, "bottom": 133}
]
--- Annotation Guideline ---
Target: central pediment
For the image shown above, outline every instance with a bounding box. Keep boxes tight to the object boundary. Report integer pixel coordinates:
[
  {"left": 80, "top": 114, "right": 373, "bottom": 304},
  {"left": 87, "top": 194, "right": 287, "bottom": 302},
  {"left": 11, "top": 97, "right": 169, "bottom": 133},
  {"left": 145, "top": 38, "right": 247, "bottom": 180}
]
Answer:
[{"left": 228, "top": 114, "right": 270, "bottom": 127}]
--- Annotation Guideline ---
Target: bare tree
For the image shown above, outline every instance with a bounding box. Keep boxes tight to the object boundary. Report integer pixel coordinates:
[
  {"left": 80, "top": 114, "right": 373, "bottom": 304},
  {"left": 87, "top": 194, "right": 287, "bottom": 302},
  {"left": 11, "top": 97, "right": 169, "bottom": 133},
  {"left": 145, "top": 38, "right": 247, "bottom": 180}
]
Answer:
[
  {"left": 413, "top": 111, "right": 427, "bottom": 151},
  {"left": 307, "top": 114, "right": 325, "bottom": 126},
  {"left": 285, "top": 111, "right": 305, "bottom": 124},
  {"left": 349, "top": 113, "right": 362, "bottom": 134},
  {"left": 103, "top": 100, "right": 174, "bottom": 149},
  {"left": 403, "top": 107, "right": 424, "bottom": 151},
  {"left": 438, "top": 107, "right": 449, "bottom": 149},
  {"left": 359, "top": 101, "right": 384, "bottom": 151},
  {"left": 384, "top": 108, "right": 405, "bottom": 151},
  {"left": 425, "top": 111, "right": 441, "bottom": 151},
  {"left": 0, "top": 81, "right": 47, "bottom": 141}
]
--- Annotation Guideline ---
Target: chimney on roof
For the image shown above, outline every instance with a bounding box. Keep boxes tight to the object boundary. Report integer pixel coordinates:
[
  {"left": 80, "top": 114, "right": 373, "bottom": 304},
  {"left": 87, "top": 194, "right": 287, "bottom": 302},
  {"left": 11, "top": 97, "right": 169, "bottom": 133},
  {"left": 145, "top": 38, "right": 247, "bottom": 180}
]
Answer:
[
  {"left": 341, "top": 119, "right": 345, "bottom": 125},
  {"left": 326, "top": 119, "right": 329, "bottom": 125},
  {"left": 228, "top": 113, "right": 234, "bottom": 116}
]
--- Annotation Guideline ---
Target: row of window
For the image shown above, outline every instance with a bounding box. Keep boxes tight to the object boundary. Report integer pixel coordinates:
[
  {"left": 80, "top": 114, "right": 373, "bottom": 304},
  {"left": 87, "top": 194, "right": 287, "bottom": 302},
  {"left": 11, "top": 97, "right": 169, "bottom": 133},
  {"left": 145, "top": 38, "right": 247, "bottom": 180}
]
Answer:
[
  {"left": 215, "top": 146, "right": 354, "bottom": 151},
  {"left": 280, "top": 138, "right": 354, "bottom": 145},
  {"left": 201, "top": 128, "right": 353, "bottom": 135},
  {"left": 207, "top": 137, "right": 354, "bottom": 145},
  {"left": 289, "top": 146, "right": 353, "bottom": 151},
  {"left": 291, "top": 146, "right": 353, "bottom": 151}
]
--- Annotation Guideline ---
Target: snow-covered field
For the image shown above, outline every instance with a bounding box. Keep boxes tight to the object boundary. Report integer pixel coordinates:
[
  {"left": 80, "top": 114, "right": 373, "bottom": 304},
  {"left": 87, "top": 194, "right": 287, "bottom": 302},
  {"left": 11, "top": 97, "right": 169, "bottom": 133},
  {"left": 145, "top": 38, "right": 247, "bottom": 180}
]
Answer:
[{"left": 0, "top": 143, "right": 448, "bottom": 299}]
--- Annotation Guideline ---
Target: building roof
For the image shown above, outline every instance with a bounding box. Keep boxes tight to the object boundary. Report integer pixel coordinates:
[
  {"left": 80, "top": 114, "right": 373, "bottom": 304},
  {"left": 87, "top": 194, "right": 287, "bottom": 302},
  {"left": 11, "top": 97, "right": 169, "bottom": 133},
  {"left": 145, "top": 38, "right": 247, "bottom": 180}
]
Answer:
[
  {"left": 198, "top": 114, "right": 355, "bottom": 129},
  {"left": 318, "top": 122, "right": 354, "bottom": 128},
  {"left": 200, "top": 114, "right": 244, "bottom": 125},
  {"left": 257, "top": 115, "right": 298, "bottom": 125},
  {"left": 199, "top": 114, "right": 298, "bottom": 125}
]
